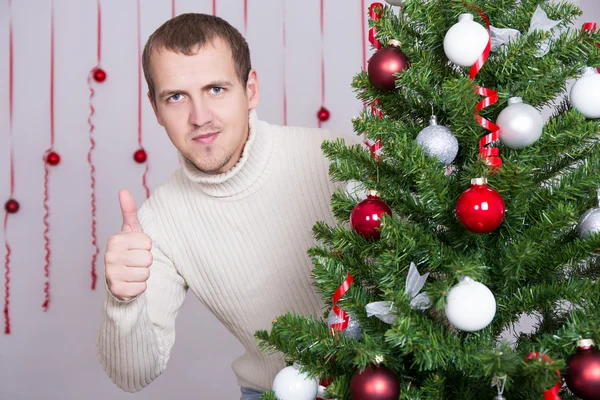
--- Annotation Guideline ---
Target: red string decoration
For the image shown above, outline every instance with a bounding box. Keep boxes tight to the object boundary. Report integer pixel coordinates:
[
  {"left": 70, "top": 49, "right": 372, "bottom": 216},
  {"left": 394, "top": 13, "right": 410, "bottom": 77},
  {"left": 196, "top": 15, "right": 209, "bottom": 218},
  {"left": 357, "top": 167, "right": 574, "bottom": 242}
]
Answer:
[
  {"left": 172, "top": 0, "right": 176, "bottom": 18},
  {"left": 243, "top": 0, "right": 248, "bottom": 33},
  {"left": 42, "top": 4, "right": 62, "bottom": 312},
  {"left": 330, "top": 273, "right": 354, "bottom": 335},
  {"left": 212, "top": 0, "right": 216, "bottom": 16},
  {"left": 87, "top": 0, "right": 103, "bottom": 291},
  {"left": 525, "top": 353, "right": 561, "bottom": 400},
  {"left": 4, "top": 0, "right": 16, "bottom": 334},
  {"left": 468, "top": 6, "right": 502, "bottom": 169},
  {"left": 282, "top": 1, "right": 288, "bottom": 125},
  {"left": 317, "top": 0, "right": 329, "bottom": 127},
  {"left": 136, "top": 0, "right": 150, "bottom": 198}
]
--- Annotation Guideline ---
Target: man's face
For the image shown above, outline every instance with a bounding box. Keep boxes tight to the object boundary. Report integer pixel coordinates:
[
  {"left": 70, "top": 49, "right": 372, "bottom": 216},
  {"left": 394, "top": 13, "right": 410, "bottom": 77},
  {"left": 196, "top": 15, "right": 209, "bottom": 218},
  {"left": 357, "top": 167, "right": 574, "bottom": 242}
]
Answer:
[{"left": 148, "top": 39, "right": 259, "bottom": 174}]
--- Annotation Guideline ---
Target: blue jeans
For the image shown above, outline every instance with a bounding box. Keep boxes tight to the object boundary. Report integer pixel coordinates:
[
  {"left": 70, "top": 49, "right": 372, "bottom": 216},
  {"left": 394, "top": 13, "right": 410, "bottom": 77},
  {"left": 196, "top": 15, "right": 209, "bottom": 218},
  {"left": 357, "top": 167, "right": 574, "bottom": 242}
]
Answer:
[{"left": 240, "top": 387, "right": 265, "bottom": 400}]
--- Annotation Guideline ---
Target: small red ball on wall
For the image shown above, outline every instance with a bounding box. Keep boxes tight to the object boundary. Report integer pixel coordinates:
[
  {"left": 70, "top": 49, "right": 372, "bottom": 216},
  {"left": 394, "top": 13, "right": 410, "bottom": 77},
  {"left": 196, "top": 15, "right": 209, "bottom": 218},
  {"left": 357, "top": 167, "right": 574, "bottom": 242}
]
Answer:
[
  {"left": 46, "top": 151, "right": 61, "bottom": 166},
  {"left": 5, "top": 199, "right": 20, "bottom": 214},
  {"left": 92, "top": 67, "right": 107, "bottom": 83},
  {"left": 134, "top": 149, "right": 147, "bottom": 164},
  {"left": 317, "top": 106, "right": 330, "bottom": 122}
]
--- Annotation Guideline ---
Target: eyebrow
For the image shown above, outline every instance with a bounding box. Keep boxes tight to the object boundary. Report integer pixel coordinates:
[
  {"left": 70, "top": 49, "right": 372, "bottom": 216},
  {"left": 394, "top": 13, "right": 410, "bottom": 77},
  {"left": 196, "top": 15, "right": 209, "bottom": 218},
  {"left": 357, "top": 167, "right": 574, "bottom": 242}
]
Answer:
[{"left": 158, "top": 80, "right": 234, "bottom": 99}]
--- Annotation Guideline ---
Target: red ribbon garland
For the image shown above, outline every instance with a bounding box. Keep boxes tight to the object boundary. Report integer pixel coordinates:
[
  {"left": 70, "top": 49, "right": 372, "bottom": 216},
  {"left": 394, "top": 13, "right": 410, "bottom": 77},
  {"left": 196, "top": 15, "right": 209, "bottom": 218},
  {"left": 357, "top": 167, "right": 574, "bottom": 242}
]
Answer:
[
  {"left": 282, "top": 1, "right": 288, "bottom": 125},
  {"left": 468, "top": 7, "right": 502, "bottom": 169},
  {"left": 136, "top": 0, "right": 150, "bottom": 199},
  {"left": 4, "top": 0, "right": 15, "bottom": 334},
  {"left": 42, "top": 4, "right": 59, "bottom": 312},
  {"left": 87, "top": 0, "right": 103, "bottom": 291},
  {"left": 364, "top": 3, "right": 384, "bottom": 160},
  {"left": 583, "top": 22, "right": 600, "bottom": 73},
  {"left": 330, "top": 273, "right": 354, "bottom": 334},
  {"left": 525, "top": 352, "right": 561, "bottom": 400},
  {"left": 368, "top": 3, "right": 383, "bottom": 50}
]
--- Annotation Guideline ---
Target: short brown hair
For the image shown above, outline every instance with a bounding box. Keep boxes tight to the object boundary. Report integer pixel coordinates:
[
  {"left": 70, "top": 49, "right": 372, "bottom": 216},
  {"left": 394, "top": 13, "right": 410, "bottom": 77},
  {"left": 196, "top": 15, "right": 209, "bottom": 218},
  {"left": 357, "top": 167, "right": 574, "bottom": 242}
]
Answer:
[{"left": 142, "top": 13, "right": 251, "bottom": 103}]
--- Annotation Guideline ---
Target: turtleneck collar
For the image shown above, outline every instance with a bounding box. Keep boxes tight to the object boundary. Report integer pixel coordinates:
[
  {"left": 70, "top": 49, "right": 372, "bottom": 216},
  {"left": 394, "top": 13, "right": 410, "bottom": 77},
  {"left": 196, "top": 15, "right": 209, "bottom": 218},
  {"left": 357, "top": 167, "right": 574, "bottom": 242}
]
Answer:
[{"left": 178, "top": 110, "right": 274, "bottom": 198}]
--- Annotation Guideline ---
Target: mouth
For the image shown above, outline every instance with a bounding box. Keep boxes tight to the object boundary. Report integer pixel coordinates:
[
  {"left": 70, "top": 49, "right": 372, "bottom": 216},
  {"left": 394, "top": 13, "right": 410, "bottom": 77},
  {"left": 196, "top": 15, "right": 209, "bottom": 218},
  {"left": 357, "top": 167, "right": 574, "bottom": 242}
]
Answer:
[{"left": 192, "top": 132, "right": 219, "bottom": 145}]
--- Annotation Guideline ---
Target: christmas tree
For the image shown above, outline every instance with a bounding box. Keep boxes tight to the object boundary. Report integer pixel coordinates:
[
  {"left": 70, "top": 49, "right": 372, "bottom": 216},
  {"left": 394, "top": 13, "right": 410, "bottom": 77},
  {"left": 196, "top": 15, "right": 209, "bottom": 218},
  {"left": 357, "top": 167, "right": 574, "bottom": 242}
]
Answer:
[{"left": 257, "top": 1, "right": 600, "bottom": 399}]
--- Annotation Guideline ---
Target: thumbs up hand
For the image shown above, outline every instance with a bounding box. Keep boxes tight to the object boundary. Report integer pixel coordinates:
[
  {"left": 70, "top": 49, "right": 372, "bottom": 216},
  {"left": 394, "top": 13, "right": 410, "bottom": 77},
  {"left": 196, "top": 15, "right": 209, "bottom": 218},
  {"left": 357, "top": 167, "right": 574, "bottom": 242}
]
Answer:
[{"left": 104, "top": 190, "right": 152, "bottom": 301}]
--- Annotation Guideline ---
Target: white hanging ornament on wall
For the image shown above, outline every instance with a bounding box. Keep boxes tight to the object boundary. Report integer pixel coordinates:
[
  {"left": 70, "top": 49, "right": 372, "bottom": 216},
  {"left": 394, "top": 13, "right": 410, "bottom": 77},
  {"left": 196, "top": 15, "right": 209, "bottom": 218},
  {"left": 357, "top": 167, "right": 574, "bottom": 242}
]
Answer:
[
  {"left": 272, "top": 362, "right": 319, "bottom": 400},
  {"left": 416, "top": 115, "right": 459, "bottom": 165},
  {"left": 445, "top": 276, "right": 496, "bottom": 332},
  {"left": 578, "top": 189, "right": 600, "bottom": 239},
  {"left": 443, "top": 13, "right": 490, "bottom": 67},
  {"left": 570, "top": 67, "right": 600, "bottom": 119},
  {"left": 497, "top": 97, "right": 544, "bottom": 149}
]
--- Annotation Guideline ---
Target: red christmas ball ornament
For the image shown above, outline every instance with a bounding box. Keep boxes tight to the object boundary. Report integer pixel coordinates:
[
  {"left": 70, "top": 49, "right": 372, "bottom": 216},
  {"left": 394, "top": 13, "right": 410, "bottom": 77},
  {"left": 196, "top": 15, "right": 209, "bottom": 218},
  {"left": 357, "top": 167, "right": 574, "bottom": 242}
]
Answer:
[
  {"left": 350, "top": 364, "right": 400, "bottom": 400},
  {"left": 350, "top": 190, "right": 392, "bottom": 240},
  {"left": 133, "top": 149, "right": 147, "bottom": 163},
  {"left": 92, "top": 67, "right": 107, "bottom": 83},
  {"left": 367, "top": 40, "right": 410, "bottom": 91},
  {"left": 566, "top": 339, "right": 600, "bottom": 399},
  {"left": 4, "top": 199, "right": 19, "bottom": 214},
  {"left": 317, "top": 106, "right": 330, "bottom": 122},
  {"left": 45, "top": 151, "right": 61, "bottom": 166},
  {"left": 456, "top": 178, "right": 505, "bottom": 234}
]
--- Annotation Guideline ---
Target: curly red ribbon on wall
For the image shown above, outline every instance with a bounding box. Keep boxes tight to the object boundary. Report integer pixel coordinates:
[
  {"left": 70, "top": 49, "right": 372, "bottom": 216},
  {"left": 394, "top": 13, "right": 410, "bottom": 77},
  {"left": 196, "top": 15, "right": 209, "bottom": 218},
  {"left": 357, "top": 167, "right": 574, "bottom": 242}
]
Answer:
[{"left": 4, "top": 0, "right": 17, "bottom": 334}]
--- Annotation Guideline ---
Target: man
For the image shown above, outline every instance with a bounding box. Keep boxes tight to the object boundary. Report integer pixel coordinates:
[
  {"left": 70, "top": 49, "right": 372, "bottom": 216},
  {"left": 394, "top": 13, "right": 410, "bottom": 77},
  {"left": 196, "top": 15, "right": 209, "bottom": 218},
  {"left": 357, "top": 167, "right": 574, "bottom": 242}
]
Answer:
[{"left": 96, "top": 12, "right": 356, "bottom": 400}]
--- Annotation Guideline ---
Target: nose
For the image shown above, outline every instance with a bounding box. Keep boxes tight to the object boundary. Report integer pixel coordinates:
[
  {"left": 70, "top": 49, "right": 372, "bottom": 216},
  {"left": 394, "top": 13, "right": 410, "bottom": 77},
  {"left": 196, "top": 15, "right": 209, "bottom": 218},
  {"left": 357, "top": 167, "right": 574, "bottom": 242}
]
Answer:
[{"left": 189, "top": 97, "right": 213, "bottom": 127}]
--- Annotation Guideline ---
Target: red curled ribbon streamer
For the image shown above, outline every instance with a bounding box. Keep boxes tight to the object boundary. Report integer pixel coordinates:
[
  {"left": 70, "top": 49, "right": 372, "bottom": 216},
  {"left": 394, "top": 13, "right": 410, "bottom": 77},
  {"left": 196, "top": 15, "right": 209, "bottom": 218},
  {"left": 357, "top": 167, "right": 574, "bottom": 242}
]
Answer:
[
  {"left": 468, "top": 7, "right": 502, "bottom": 169},
  {"left": 525, "top": 352, "right": 561, "bottom": 400},
  {"left": 330, "top": 273, "right": 354, "bottom": 334},
  {"left": 583, "top": 22, "right": 600, "bottom": 73},
  {"left": 368, "top": 3, "right": 384, "bottom": 50}
]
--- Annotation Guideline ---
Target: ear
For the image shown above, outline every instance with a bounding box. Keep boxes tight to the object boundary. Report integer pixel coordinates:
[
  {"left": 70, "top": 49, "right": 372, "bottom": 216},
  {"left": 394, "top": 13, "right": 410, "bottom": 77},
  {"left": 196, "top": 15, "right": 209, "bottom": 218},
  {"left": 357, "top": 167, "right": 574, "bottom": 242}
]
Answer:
[
  {"left": 148, "top": 92, "right": 164, "bottom": 126},
  {"left": 246, "top": 69, "right": 260, "bottom": 110}
]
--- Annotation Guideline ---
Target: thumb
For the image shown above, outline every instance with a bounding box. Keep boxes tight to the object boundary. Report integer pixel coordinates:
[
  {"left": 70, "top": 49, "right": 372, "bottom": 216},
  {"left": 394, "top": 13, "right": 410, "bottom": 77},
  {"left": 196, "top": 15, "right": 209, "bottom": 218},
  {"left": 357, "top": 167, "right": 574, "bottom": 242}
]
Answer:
[{"left": 119, "top": 189, "right": 143, "bottom": 233}]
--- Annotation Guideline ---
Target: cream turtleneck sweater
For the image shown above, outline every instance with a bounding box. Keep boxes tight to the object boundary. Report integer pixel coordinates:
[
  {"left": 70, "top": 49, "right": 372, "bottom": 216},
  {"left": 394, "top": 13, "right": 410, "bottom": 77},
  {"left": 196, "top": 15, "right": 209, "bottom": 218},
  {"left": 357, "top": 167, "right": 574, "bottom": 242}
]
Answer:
[{"left": 97, "top": 111, "right": 353, "bottom": 392}]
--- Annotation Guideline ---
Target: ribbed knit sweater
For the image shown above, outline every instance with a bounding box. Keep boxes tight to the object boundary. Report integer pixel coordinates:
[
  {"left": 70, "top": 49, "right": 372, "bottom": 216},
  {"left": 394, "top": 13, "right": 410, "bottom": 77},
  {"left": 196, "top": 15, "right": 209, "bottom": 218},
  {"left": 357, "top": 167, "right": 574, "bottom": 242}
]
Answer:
[{"left": 96, "top": 111, "right": 353, "bottom": 392}]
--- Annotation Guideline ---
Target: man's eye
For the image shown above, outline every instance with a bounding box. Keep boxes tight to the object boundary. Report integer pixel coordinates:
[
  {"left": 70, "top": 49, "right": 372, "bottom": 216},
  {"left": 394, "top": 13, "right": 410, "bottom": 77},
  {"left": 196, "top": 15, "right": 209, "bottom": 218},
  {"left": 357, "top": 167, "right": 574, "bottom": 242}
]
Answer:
[
  {"left": 168, "top": 93, "right": 183, "bottom": 102},
  {"left": 211, "top": 87, "right": 224, "bottom": 94}
]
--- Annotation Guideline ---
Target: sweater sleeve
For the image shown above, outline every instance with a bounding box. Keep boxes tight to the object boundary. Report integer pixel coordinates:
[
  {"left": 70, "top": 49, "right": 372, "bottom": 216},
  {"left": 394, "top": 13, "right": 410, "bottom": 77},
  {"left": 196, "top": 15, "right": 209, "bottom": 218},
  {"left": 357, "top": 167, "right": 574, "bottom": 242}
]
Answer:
[{"left": 96, "top": 203, "right": 188, "bottom": 392}]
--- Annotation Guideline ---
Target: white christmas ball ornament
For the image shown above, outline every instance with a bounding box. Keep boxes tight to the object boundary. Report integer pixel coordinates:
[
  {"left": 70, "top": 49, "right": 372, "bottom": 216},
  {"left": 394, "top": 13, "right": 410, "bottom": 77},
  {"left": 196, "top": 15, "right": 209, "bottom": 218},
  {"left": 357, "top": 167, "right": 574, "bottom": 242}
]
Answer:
[
  {"left": 445, "top": 277, "right": 496, "bottom": 332},
  {"left": 444, "top": 13, "right": 490, "bottom": 67},
  {"left": 273, "top": 362, "right": 319, "bottom": 400},
  {"left": 385, "top": 0, "right": 405, "bottom": 6},
  {"left": 497, "top": 97, "right": 544, "bottom": 149},
  {"left": 570, "top": 67, "right": 600, "bottom": 119}
]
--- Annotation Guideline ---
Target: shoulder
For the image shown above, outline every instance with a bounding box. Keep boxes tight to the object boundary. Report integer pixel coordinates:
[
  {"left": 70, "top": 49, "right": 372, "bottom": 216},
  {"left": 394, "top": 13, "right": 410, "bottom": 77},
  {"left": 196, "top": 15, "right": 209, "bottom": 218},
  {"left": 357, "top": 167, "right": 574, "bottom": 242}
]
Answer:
[{"left": 265, "top": 121, "right": 362, "bottom": 151}]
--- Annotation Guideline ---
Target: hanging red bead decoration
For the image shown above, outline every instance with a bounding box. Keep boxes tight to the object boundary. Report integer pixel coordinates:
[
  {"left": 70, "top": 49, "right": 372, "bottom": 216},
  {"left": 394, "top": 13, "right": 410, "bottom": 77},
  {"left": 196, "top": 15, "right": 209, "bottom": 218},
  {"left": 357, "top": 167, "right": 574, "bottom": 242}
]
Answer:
[
  {"left": 134, "top": 148, "right": 147, "bottom": 164},
  {"left": 4, "top": 200, "right": 19, "bottom": 214},
  {"left": 317, "top": 106, "right": 330, "bottom": 122},
  {"left": 92, "top": 67, "right": 107, "bottom": 83},
  {"left": 45, "top": 151, "right": 61, "bottom": 166}
]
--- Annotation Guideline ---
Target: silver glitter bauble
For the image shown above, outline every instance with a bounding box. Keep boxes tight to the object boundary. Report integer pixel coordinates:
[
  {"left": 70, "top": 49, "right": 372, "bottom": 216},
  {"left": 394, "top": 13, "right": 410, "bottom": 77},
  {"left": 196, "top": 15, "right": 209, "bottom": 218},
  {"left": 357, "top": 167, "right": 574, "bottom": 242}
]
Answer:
[
  {"left": 415, "top": 115, "right": 459, "bottom": 165},
  {"left": 494, "top": 396, "right": 506, "bottom": 400},
  {"left": 327, "top": 310, "right": 363, "bottom": 341},
  {"left": 579, "top": 207, "right": 600, "bottom": 239},
  {"left": 385, "top": 0, "right": 405, "bottom": 5},
  {"left": 497, "top": 97, "right": 544, "bottom": 149}
]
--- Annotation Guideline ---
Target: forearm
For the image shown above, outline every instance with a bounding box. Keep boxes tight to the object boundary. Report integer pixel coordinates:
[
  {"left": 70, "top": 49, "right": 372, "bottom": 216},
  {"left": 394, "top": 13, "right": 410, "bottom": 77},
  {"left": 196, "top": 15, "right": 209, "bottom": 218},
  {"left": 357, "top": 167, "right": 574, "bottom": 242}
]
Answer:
[{"left": 96, "top": 291, "right": 166, "bottom": 392}]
